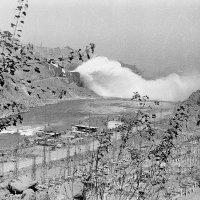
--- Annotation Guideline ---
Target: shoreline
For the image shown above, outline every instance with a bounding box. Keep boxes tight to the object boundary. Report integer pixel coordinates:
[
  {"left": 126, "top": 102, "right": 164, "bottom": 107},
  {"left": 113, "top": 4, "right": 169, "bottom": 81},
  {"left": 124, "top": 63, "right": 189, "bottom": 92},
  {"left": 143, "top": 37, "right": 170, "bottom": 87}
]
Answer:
[
  {"left": 0, "top": 97, "right": 176, "bottom": 137},
  {"left": 21, "top": 96, "right": 100, "bottom": 114}
]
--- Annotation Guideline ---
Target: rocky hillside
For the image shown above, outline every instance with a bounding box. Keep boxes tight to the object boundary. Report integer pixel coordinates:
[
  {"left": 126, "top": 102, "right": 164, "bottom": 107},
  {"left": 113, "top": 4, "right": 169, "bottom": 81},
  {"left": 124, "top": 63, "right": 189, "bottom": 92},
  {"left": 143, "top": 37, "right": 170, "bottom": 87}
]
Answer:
[
  {"left": 186, "top": 90, "right": 200, "bottom": 105},
  {"left": 1, "top": 45, "right": 145, "bottom": 115},
  {"left": 182, "top": 90, "right": 200, "bottom": 109},
  {"left": 35, "top": 46, "right": 143, "bottom": 74},
  {"left": 0, "top": 45, "right": 98, "bottom": 116},
  {"left": 181, "top": 90, "right": 200, "bottom": 127},
  {"left": 34, "top": 46, "right": 89, "bottom": 71}
]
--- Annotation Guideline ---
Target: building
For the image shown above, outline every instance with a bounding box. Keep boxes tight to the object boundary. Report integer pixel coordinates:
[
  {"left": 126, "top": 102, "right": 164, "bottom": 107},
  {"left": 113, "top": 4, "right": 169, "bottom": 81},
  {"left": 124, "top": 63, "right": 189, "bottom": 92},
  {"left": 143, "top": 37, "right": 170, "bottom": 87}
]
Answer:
[
  {"left": 35, "top": 129, "right": 61, "bottom": 143},
  {"left": 71, "top": 125, "right": 98, "bottom": 136},
  {"left": 49, "top": 60, "right": 65, "bottom": 77},
  {"left": 65, "top": 71, "right": 82, "bottom": 86}
]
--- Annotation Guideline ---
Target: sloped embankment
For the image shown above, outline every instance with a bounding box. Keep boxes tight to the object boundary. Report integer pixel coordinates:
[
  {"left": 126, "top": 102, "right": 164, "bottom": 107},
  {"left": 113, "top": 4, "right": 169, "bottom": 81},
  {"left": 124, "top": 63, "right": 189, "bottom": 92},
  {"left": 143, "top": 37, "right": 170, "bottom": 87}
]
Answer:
[
  {"left": 180, "top": 90, "right": 200, "bottom": 127},
  {"left": 1, "top": 58, "right": 98, "bottom": 116}
]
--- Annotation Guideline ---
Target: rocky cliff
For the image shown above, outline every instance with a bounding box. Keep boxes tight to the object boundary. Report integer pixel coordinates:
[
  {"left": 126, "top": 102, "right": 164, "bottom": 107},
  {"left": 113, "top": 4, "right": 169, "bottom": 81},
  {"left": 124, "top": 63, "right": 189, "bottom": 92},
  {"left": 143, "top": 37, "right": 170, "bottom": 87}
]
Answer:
[
  {"left": 0, "top": 45, "right": 98, "bottom": 116},
  {"left": 180, "top": 90, "right": 200, "bottom": 127}
]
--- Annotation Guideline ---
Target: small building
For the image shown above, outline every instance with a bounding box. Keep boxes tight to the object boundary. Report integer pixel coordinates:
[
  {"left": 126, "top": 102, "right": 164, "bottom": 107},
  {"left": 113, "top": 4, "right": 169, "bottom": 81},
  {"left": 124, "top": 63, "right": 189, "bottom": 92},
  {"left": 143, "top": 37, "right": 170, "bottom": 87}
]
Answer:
[
  {"left": 45, "top": 132, "right": 61, "bottom": 138},
  {"left": 107, "top": 121, "right": 123, "bottom": 130},
  {"left": 49, "top": 60, "right": 64, "bottom": 77},
  {"left": 71, "top": 125, "right": 98, "bottom": 136},
  {"left": 35, "top": 130, "right": 61, "bottom": 141}
]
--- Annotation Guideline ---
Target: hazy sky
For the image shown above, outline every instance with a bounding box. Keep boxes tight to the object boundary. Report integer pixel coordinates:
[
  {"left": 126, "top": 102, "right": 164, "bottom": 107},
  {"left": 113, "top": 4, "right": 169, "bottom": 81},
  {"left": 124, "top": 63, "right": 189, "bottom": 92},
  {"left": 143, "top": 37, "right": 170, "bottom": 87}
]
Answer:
[{"left": 0, "top": 0, "right": 200, "bottom": 73}]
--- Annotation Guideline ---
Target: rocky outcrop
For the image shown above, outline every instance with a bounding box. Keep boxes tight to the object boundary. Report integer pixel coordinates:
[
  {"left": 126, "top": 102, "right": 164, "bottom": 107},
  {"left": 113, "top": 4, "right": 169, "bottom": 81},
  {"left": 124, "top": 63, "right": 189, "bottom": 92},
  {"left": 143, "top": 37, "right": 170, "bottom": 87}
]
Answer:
[
  {"left": 182, "top": 90, "right": 200, "bottom": 110},
  {"left": 185, "top": 90, "right": 200, "bottom": 106},
  {"left": 180, "top": 90, "right": 200, "bottom": 127},
  {"left": 0, "top": 45, "right": 98, "bottom": 115},
  {"left": 33, "top": 46, "right": 89, "bottom": 72},
  {"left": 7, "top": 177, "right": 37, "bottom": 194}
]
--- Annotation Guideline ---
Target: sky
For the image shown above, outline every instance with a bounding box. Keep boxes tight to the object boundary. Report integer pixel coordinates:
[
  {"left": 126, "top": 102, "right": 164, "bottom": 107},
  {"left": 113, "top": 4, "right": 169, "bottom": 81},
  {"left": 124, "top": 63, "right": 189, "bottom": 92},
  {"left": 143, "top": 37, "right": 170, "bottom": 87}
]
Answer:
[{"left": 0, "top": 0, "right": 200, "bottom": 74}]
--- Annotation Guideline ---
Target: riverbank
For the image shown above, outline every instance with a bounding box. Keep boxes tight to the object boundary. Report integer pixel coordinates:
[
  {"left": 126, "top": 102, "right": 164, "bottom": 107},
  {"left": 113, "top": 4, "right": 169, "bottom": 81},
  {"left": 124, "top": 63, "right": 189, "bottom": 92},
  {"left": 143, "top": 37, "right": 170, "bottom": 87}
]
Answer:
[{"left": 0, "top": 98, "right": 175, "bottom": 150}]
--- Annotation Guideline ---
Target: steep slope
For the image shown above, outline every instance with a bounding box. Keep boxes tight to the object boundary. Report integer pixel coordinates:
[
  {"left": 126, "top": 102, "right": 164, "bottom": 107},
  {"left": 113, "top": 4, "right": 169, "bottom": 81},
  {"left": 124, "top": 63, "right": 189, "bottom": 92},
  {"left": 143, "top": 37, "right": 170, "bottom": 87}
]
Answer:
[
  {"left": 0, "top": 45, "right": 98, "bottom": 116},
  {"left": 1, "top": 45, "right": 145, "bottom": 113},
  {"left": 34, "top": 46, "right": 89, "bottom": 71},
  {"left": 185, "top": 90, "right": 200, "bottom": 106},
  {"left": 182, "top": 90, "right": 200, "bottom": 110},
  {"left": 35, "top": 46, "right": 143, "bottom": 74},
  {"left": 180, "top": 90, "right": 200, "bottom": 127},
  {"left": 15, "top": 64, "right": 96, "bottom": 104}
]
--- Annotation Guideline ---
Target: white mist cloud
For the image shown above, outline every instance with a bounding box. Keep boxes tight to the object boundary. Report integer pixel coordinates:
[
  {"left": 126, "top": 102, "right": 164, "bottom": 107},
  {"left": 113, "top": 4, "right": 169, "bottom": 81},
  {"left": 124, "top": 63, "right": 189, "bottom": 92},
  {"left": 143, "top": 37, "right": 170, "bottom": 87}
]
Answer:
[{"left": 75, "top": 57, "right": 200, "bottom": 101}]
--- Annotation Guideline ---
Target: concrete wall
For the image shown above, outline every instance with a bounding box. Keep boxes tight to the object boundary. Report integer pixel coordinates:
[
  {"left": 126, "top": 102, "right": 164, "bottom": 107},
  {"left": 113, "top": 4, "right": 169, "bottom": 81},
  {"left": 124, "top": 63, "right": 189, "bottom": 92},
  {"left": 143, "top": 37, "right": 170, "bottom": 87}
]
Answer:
[
  {"left": 48, "top": 63, "right": 64, "bottom": 77},
  {"left": 65, "top": 71, "right": 82, "bottom": 87},
  {"left": 47, "top": 63, "right": 82, "bottom": 86}
]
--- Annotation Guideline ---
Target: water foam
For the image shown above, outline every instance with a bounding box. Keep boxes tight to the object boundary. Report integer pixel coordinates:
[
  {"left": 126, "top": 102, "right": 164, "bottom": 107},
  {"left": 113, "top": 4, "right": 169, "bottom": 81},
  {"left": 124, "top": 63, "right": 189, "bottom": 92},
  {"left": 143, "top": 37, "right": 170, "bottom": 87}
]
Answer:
[{"left": 75, "top": 56, "right": 200, "bottom": 101}]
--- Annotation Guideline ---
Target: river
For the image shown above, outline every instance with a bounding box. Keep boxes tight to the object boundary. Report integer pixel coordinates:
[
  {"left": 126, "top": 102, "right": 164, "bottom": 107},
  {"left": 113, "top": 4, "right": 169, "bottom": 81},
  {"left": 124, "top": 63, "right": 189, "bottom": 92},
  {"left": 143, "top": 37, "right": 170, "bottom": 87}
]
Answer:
[{"left": 2, "top": 98, "right": 175, "bottom": 136}]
